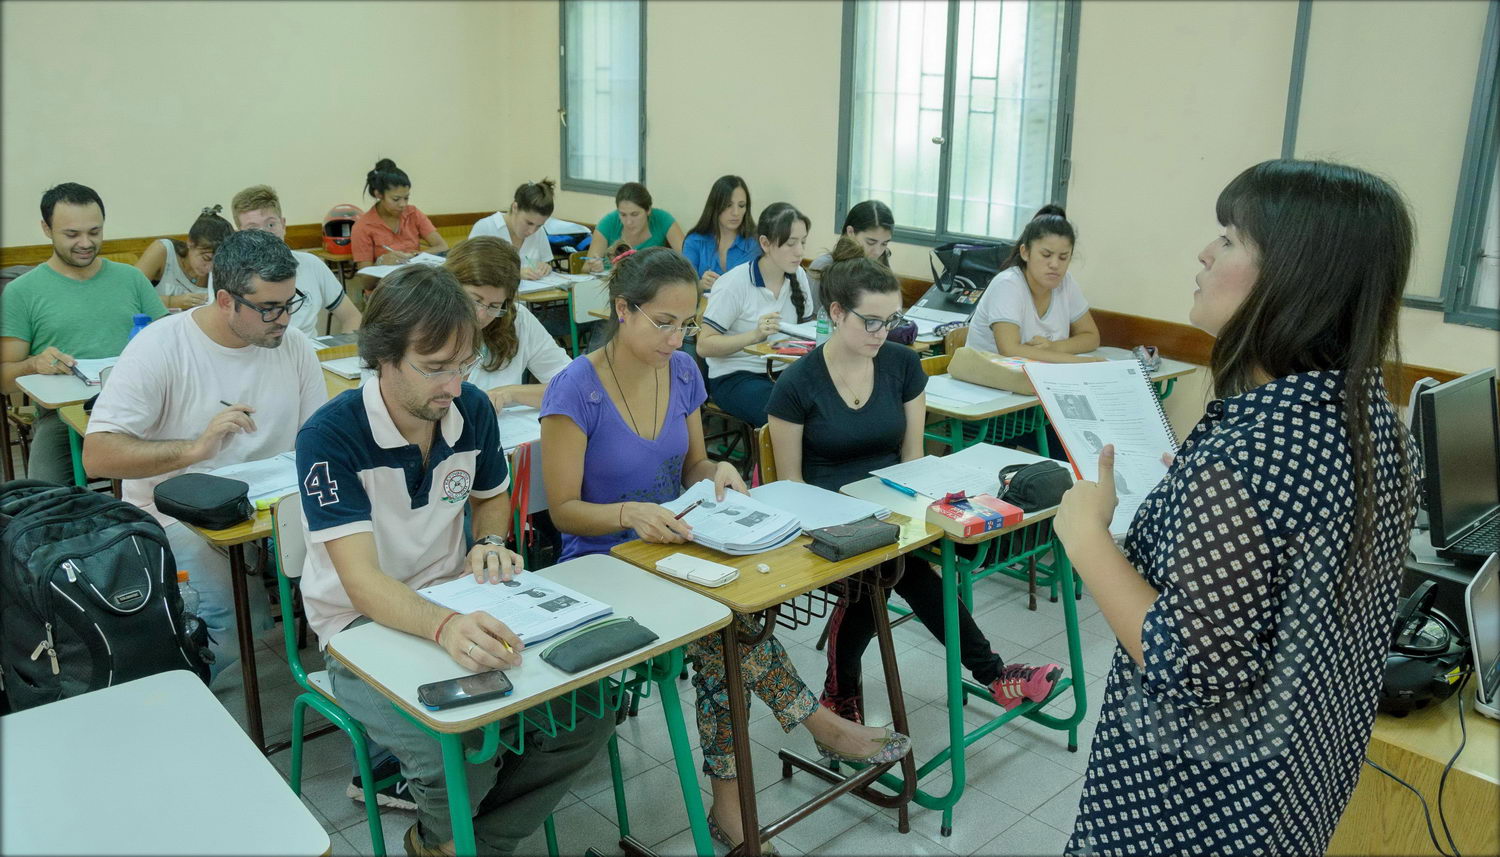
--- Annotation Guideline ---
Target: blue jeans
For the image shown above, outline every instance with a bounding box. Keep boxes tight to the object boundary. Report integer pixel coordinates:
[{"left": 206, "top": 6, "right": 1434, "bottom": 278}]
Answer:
[
  {"left": 163, "top": 521, "right": 274, "bottom": 682},
  {"left": 706, "top": 370, "right": 774, "bottom": 428}
]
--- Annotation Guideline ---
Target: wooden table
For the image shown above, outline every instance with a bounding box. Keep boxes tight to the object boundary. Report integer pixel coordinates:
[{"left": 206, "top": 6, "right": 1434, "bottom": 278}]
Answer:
[
  {"left": 307, "top": 246, "right": 357, "bottom": 284},
  {"left": 1328, "top": 682, "right": 1499, "bottom": 856},
  {"left": 612, "top": 509, "right": 939, "bottom": 855},
  {"left": 0, "top": 670, "right": 329, "bottom": 856},
  {"left": 326, "top": 555, "right": 732, "bottom": 857},
  {"left": 841, "top": 442, "right": 1090, "bottom": 838}
]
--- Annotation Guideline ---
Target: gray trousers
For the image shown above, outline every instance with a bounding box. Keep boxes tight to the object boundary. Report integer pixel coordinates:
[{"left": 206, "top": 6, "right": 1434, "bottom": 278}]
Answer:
[
  {"left": 24, "top": 408, "right": 74, "bottom": 485},
  {"left": 326, "top": 618, "right": 616, "bottom": 852}
]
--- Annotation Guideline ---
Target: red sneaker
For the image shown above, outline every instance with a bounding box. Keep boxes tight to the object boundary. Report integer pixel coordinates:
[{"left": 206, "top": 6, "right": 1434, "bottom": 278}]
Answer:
[{"left": 988, "top": 662, "right": 1063, "bottom": 711}]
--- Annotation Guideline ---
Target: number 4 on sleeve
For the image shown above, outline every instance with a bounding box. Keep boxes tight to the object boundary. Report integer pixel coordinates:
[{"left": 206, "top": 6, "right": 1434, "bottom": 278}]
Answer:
[{"left": 304, "top": 461, "right": 340, "bottom": 506}]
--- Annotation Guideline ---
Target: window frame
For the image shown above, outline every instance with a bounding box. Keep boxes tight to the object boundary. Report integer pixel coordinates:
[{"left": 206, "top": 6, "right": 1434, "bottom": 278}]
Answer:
[
  {"left": 834, "top": 0, "right": 1082, "bottom": 248},
  {"left": 557, "top": 0, "right": 647, "bottom": 195},
  {"left": 1434, "top": 0, "right": 1499, "bottom": 329}
]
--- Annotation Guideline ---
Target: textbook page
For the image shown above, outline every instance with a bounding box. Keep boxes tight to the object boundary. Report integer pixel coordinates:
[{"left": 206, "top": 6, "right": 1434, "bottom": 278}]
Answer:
[
  {"left": 925, "top": 375, "right": 1008, "bottom": 406},
  {"left": 1025, "top": 360, "right": 1176, "bottom": 536},
  {"left": 419, "top": 574, "right": 611, "bottom": 645},
  {"left": 321, "top": 356, "right": 362, "bottom": 379},
  {"left": 496, "top": 406, "right": 542, "bottom": 451},
  {"left": 357, "top": 252, "right": 446, "bottom": 279},
  {"left": 72, "top": 357, "right": 120, "bottom": 384},
  {"left": 209, "top": 451, "right": 298, "bottom": 504},
  {"left": 748, "top": 481, "right": 889, "bottom": 531},
  {"left": 662, "top": 480, "right": 801, "bottom": 554},
  {"left": 869, "top": 452, "right": 1002, "bottom": 500}
]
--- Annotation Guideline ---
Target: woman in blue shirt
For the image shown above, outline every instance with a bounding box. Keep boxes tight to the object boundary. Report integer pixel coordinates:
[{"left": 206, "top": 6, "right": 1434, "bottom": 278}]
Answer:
[
  {"left": 583, "top": 182, "right": 683, "bottom": 273},
  {"left": 681, "top": 174, "right": 758, "bottom": 292}
]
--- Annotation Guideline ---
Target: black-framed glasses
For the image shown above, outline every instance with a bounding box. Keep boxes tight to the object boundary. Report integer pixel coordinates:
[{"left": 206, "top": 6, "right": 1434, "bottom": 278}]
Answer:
[
  {"left": 629, "top": 302, "right": 700, "bottom": 338},
  {"left": 406, "top": 356, "right": 480, "bottom": 382},
  {"left": 472, "top": 296, "right": 512, "bottom": 318},
  {"left": 846, "top": 308, "right": 906, "bottom": 333},
  {"left": 230, "top": 289, "right": 307, "bottom": 322}
]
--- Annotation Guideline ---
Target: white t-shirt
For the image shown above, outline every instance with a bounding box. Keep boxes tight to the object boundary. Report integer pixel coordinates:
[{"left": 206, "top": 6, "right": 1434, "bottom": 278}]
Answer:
[
  {"left": 467, "top": 303, "right": 571, "bottom": 391},
  {"left": 966, "top": 266, "right": 1090, "bottom": 354},
  {"left": 154, "top": 238, "right": 206, "bottom": 298},
  {"left": 86, "top": 307, "right": 326, "bottom": 526},
  {"left": 468, "top": 212, "right": 553, "bottom": 269},
  {"left": 289, "top": 250, "right": 347, "bottom": 340},
  {"left": 702, "top": 260, "right": 815, "bottom": 380}
]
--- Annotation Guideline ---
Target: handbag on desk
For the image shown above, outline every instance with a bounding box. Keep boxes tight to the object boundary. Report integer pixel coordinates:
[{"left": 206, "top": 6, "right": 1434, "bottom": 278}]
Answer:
[{"left": 805, "top": 516, "right": 900, "bottom": 562}]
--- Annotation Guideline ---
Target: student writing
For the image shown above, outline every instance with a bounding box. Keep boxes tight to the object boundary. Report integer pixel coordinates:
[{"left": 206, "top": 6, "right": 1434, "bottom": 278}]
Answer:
[
  {"left": 349, "top": 157, "right": 448, "bottom": 271},
  {"left": 680, "top": 174, "right": 757, "bottom": 292},
  {"left": 469, "top": 178, "right": 557, "bottom": 280},
  {"left": 582, "top": 181, "right": 684, "bottom": 273},
  {"left": 134, "top": 205, "right": 233, "bottom": 310}
]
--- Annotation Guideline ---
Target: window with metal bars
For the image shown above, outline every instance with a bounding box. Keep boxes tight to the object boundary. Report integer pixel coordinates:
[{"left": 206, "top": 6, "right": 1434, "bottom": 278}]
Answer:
[
  {"left": 1437, "top": 0, "right": 1499, "bottom": 330},
  {"left": 559, "top": 0, "right": 645, "bottom": 194},
  {"left": 837, "top": 0, "right": 1079, "bottom": 246}
]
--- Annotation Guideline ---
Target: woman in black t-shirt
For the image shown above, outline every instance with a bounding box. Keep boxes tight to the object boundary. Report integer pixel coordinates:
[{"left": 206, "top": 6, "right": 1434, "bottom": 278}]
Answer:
[{"left": 766, "top": 237, "right": 1063, "bottom": 722}]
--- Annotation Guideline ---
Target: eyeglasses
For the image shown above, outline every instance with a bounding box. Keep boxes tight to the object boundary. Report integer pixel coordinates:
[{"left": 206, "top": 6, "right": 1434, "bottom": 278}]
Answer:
[
  {"left": 629, "top": 302, "right": 700, "bottom": 337},
  {"left": 406, "top": 356, "right": 479, "bottom": 382},
  {"left": 472, "top": 296, "right": 512, "bottom": 318},
  {"left": 230, "top": 289, "right": 307, "bottom": 322},
  {"left": 846, "top": 308, "right": 906, "bottom": 334}
]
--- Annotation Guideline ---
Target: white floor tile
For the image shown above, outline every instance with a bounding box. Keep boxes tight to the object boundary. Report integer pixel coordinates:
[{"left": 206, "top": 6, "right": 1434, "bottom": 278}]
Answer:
[
  {"left": 964, "top": 740, "right": 1080, "bottom": 815},
  {"left": 974, "top": 814, "right": 1072, "bottom": 856},
  {"left": 1028, "top": 773, "right": 1085, "bottom": 835},
  {"left": 814, "top": 809, "right": 957, "bottom": 856},
  {"left": 747, "top": 774, "right": 881, "bottom": 853},
  {"left": 583, "top": 761, "right": 701, "bottom": 848}
]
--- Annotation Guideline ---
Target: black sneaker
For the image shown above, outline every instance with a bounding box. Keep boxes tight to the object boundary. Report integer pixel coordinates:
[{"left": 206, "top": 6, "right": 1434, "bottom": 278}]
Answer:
[{"left": 347, "top": 756, "right": 417, "bottom": 811}]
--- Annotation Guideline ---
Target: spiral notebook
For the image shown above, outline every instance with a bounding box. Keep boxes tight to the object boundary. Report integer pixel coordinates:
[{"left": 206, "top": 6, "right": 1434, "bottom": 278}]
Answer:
[{"left": 1024, "top": 358, "right": 1178, "bottom": 537}]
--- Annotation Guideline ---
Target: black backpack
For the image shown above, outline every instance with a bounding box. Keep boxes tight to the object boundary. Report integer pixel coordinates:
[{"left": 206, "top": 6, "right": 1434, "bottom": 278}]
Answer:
[
  {"left": 914, "top": 240, "right": 1015, "bottom": 318},
  {"left": 0, "top": 480, "right": 210, "bottom": 712}
]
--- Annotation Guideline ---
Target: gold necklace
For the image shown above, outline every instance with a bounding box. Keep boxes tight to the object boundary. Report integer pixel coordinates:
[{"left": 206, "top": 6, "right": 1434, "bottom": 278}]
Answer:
[{"left": 828, "top": 354, "right": 868, "bottom": 407}]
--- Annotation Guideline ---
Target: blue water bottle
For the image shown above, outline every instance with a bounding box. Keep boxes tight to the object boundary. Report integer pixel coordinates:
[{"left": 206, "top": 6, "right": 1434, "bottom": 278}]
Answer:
[{"left": 129, "top": 313, "right": 150, "bottom": 341}]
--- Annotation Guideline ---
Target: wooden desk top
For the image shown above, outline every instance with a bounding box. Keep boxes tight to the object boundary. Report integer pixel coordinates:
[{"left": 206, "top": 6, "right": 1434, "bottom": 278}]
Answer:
[
  {"left": 1370, "top": 683, "right": 1499, "bottom": 785},
  {"left": 326, "top": 555, "right": 732, "bottom": 733},
  {"left": 518, "top": 287, "right": 570, "bottom": 304},
  {"left": 187, "top": 509, "right": 273, "bottom": 547},
  {"left": 611, "top": 509, "right": 941, "bottom": 614},
  {"left": 59, "top": 403, "right": 89, "bottom": 436}
]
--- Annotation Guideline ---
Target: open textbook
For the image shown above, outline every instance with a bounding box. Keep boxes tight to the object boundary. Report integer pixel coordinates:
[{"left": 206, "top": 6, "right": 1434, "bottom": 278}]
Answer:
[
  {"left": 357, "top": 252, "right": 449, "bottom": 279},
  {"left": 661, "top": 480, "right": 801, "bottom": 554},
  {"left": 1024, "top": 359, "right": 1177, "bottom": 537},
  {"left": 746, "top": 481, "right": 889, "bottom": 531},
  {"left": 208, "top": 451, "right": 299, "bottom": 505},
  {"left": 418, "top": 574, "right": 611, "bottom": 646}
]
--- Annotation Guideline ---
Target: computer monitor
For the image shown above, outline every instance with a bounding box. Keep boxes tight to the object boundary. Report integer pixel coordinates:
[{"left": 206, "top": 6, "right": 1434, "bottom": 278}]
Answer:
[
  {"left": 1418, "top": 368, "right": 1500, "bottom": 549},
  {"left": 1464, "top": 553, "right": 1499, "bottom": 719}
]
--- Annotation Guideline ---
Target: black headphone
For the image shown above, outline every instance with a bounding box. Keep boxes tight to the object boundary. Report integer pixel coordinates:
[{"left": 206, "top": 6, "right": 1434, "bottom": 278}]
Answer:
[{"left": 1378, "top": 581, "right": 1470, "bottom": 716}]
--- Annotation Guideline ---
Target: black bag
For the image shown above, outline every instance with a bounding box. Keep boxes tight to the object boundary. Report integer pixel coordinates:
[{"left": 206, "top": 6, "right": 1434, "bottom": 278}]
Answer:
[
  {"left": 997, "top": 461, "right": 1073, "bottom": 512},
  {"left": 540, "top": 617, "right": 659, "bottom": 674},
  {"left": 806, "top": 516, "right": 900, "bottom": 562},
  {"left": 913, "top": 241, "right": 1015, "bottom": 319},
  {"left": 0, "top": 480, "right": 210, "bottom": 712},
  {"left": 153, "top": 472, "right": 253, "bottom": 530}
]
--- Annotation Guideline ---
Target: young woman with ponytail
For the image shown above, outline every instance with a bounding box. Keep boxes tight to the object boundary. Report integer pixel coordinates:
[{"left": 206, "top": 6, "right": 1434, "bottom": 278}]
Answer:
[
  {"left": 695, "top": 202, "right": 816, "bottom": 427},
  {"left": 349, "top": 157, "right": 447, "bottom": 271},
  {"left": 135, "top": 205, "right": 233, "bottom": 309}
]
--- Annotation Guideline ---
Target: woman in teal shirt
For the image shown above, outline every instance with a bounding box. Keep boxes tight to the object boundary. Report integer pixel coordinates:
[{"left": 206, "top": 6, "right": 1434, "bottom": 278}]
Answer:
[{"left": 583, "top": 182, "right": 683, "bottom": 272}]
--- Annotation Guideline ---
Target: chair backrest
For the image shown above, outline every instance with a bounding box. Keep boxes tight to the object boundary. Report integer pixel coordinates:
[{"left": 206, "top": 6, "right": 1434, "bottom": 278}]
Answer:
[
  {"left": 571, "top": 276, "right": 610, "bottom": 325},
  {"left": 272, "top": 493, "right": 307, "bottom": 581},
  {"left": 943, "top": 325, "right": 969, "bottom": 352},
  {"left": 921, "top": 353, "right": 953, "bottom": 377},
  {"left": 757, "top": 425, "right": 777, "bottom": 483}
]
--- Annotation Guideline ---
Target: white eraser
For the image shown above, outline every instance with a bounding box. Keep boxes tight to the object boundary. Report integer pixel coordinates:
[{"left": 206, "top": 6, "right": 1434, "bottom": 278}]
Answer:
[
  {"left": 656, "top": 553, "right": 739, "bottom": 587},
  {"left": 756, "top": 563, "right": 771, "bottom": 574}
]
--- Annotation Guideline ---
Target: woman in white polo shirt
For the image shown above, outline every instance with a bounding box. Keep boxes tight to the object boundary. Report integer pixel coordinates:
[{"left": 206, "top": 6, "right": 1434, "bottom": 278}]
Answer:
[
  {"left": 443, "top": 236, "right": 569, "bottom": 410},
  {"left": 967, "top": 204, "right": 1103, "bottom": 363},
  {"left": 468, "top": 178, "right": 557, "bottom": 280},
  {"left": 695, "top": 202, "right": 817, "bottom": 427}
]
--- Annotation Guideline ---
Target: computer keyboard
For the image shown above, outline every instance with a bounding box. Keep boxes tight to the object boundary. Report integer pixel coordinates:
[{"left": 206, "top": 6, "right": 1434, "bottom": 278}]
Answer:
[{"left": 1458, "top": 515, "right": 1500, "bottom": 553}]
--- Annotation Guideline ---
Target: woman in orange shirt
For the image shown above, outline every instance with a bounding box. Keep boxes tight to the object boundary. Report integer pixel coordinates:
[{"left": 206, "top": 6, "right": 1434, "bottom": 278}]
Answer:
[{"left": 349, "top": 158, "right": 448, "bottom": 271}]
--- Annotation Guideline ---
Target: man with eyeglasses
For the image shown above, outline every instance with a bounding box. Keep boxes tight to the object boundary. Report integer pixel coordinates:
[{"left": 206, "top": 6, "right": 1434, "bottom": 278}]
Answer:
[
  {"left": 294, "top": 264, "right": 610, "bottom": 856},
  {"left": 84, "top": 228, "right": 326, "bottom": 679}
]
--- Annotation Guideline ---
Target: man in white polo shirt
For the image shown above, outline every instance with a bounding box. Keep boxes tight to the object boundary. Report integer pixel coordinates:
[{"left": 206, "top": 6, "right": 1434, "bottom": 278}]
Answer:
[
  {"left": 229, "top": 184, "right": 361, "bottom": 339},
  {"left": 295, "top": 264, "right": 611, "bottom": 856},
  {"left": 84, "top": 229, "right": 325, "bottom": 678}
]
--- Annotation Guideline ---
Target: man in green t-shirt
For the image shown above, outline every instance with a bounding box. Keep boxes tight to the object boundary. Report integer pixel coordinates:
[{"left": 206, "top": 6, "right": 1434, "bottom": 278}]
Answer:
[{"left": 1, "top": 182, "right": 167, "bottom": 484}]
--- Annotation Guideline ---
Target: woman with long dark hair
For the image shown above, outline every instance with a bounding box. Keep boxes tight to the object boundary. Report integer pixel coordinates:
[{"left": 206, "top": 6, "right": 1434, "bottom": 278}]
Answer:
[
  {"left": 681, "top": 174, "right": 757, "bottom": 291},
  {"left": 1055, "top": 159, "right": 1419, "bottom": 855}
]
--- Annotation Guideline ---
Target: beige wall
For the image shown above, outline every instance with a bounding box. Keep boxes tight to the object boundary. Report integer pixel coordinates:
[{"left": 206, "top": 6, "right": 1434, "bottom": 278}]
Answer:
[
  {"left": 5, "top": 0, "right": 1494, "bottom": 377},
  {"left": 0, "top": 1, "right": 510, "bottom": 245}
]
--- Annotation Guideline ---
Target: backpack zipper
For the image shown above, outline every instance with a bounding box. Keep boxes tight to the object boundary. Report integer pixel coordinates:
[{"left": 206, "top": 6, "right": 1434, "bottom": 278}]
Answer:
[
  {"left": 62, "top": 559, "right": 80, "bottom": 583},
  {"left": 29, "top": 622, "right": 60, "bottom": 675}
]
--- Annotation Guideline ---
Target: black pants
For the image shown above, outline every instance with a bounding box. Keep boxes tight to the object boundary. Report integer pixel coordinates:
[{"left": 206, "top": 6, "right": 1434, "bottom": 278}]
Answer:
[{"left": 822, "top": 559, "right": 1003, "bottom": 721}]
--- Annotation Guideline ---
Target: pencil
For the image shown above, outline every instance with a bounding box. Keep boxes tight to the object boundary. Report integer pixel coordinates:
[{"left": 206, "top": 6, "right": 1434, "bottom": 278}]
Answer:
[{"left": 674, "top": 499, "right": 703, "bottom": 520}]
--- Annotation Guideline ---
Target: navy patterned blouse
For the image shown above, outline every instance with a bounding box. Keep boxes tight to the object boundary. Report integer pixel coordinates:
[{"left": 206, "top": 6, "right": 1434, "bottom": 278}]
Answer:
[{"left": 1068, "top": 370, "right": 1417, "bottom": 856}]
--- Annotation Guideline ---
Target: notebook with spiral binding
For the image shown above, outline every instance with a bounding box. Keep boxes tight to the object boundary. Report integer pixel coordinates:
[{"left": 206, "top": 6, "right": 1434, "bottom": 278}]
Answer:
[{"left": 1023, "top": 357, "right": 1178, "bottom": 537}]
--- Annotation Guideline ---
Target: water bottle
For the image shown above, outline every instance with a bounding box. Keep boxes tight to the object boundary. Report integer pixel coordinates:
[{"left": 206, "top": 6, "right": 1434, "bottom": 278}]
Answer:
[
  {"left": 177, "top": 569, "right": 199, "bottom": 616},
  {"left": 129, "top": 313, "right": 151, "bottom": 341},
  {"left": 177, "top": 570, "right": 215, "bottom": 668},
  {"left": 815, "top": 307, "right": 831, "bottom": 345}
]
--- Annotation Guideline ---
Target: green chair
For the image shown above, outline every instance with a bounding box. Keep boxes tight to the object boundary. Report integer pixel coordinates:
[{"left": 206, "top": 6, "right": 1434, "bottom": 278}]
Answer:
[{"left": 271, "top": 494, "right": 396, "bottom": 856}]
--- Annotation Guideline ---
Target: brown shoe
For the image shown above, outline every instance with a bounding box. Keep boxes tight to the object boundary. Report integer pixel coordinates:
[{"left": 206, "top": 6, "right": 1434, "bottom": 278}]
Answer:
[{"left": 403, "top": 823, "right": 445, "bottom": 857}]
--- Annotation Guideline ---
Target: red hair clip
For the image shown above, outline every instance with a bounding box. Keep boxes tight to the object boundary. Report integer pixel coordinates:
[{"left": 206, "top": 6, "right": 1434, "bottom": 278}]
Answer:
[{"left": 611, "top": 248, "right": 637, "bottom": 265}]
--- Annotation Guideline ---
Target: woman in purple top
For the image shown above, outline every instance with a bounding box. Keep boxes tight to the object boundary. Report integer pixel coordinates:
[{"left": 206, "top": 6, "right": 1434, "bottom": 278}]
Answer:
[{"left": 541, "top": 247, "right": 911, "bottom": 853}]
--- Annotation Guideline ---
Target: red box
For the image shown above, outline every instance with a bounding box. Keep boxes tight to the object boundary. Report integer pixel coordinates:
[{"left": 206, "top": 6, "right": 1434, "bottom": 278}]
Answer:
[{"left": 926, "top": 493, "right": 1025, "bottom": 538}]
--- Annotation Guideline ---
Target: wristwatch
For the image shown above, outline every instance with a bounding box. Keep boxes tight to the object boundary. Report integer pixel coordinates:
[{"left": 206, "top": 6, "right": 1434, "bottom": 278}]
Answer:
[{"left": 477, "top": 535, "right": 506, "bottom": 548}]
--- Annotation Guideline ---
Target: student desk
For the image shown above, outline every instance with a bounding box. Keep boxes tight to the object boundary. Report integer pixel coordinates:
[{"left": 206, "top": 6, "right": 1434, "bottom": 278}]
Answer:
[
  {"left": 325, "top": 554, "right": 732, "bottom": 857},
  {"left": 839, "top": 442, "right": 1089, "bottom": 838},
  {"left": 0, "top": 669, "right": 330, "bottom": 856},
  {"left": 1328, "top": 682, "right": 1499, "bottom": 856},
  {"left": 612, "top": 510, "right": 940, "bottom": 855},
  {"left": 923, "top": 352, "right": 1198, "bottom": 453},
  {"left": 16, "top": 371, "right": 100, "bottom": 486}
]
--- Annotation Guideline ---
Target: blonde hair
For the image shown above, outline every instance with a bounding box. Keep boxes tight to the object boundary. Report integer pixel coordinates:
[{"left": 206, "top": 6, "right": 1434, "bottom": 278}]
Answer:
[{"left": 230, "top": 185, "right": 282, "bottom": 221}]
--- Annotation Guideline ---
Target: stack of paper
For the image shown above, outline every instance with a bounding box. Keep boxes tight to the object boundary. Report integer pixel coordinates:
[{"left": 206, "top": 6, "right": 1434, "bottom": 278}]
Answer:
[
  {"left": 208, "top": 451, "right": 299, "bottom": 505},
  {"left": 870, "top": 452, "right": 1004, "bottom": 501},
  {"left": 747, "top": 481, "right": 889, "bottom": 531},
  {"left": 924, "top": 375, "right": 1009, "bottom": 405},
  {"left": 72, "top": 357, "right": 120, "bottom": 384},
  {"left": 418, "top": 574, "right": 611, "bottom": 645},
  {"left": 357, "top": 252, "right": 448, "bottom": 279},
  {"left": 321, "top": 356, "right": 362, "bottom": 379},
  {"left": 497, "top": 406, "right": 543, "bottom": 451},
  {"left": 661, "top": 480, "right": 801, "bottom": 555},
  {"left": 517, "top": 271, "right": 595, "bottom": 293},
  {"left": 778, "top": 320, "right": 819, "bottom": 341}
]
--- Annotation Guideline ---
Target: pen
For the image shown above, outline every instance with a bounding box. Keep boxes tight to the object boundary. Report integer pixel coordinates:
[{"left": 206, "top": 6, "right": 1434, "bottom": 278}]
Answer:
[
  {"left": 219, "top": 399, "right": 236, "bottom": 408},
  {"left": 879, "top": 477, "right": 918, "bottom": 497},
  {"left": 674, "top": 499, "right": 703, "bottom": 520},
  {"left": 55, "top": 357, "right": 92, "bottom": 385}
]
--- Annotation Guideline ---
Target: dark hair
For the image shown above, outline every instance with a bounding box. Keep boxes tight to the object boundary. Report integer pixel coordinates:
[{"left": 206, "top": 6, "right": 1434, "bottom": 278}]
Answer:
[
  {"left": 756, "top": 202, "right": 812, "bottom": 324},
  {"left": 513, "top": 178, "right": 556, "bottom": 216},
  {"left": 1000, "top": 204, "right": 1075, "bottom": 271},
  {"left": 600, "top": 247, "right": 699, "bottom": 345},
  {"left": 210, "top": 228, "right": 298, "bottom": 298},
  {"left": 687, "top": 175, "right": 754, "bottom": 239},
  {"left": 444, "top": 236, "right": 522, "bottom": 370},
  {"left": 171, "top": 204, "right": 233, "bottom": 258},
  {"left": 841, "top": 200, "right": 894, "bottom": 235},
  {"left": 820, "top": 235, "right": 899, "bottom": 314},
  {"left": 358, "top": 264, "right": 482, "bottom": 373},
  {"left": 364, "top": 158, "right": 410, "bottom": 198},
  {"left": 615, "top": 182, "right": 653, "bottom": 210},
  {"left": 41, "top": 182, "right": 105, "bottom": 226},
  {"left": 1211, "top": 158, "right": 1413, "bottom": 602}
]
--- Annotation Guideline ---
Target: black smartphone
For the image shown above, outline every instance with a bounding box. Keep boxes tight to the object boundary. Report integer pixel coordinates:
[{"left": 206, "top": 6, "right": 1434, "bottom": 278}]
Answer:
[{"left": 417, "top": 669, "right": 514, "bottom": 711}]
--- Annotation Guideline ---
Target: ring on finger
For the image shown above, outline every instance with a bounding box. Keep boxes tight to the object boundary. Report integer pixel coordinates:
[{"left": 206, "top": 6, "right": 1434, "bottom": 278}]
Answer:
[{"left": 466, "top": 642, "right": 478, "bottom": 656}]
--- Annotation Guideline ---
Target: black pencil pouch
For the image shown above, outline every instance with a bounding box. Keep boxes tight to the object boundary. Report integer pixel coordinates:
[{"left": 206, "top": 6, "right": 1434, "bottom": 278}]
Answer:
[
  {"left": 153, "top": 472, "right": 254, "bottom": 529},
  {"left": 805, "top": 515, "right": 900, "bottom": 562},
  {"left": 997, "top": 461, "right": 1073, "bottom": 512},
  {"left": 539, "top": 616, "right": 659, "bottom": 674}
]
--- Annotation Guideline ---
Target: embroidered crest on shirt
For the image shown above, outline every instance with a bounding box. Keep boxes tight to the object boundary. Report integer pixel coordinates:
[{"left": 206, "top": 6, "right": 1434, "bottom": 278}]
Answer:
[{"left": 442, "top": 470, "right": 473, "bottom": 503}]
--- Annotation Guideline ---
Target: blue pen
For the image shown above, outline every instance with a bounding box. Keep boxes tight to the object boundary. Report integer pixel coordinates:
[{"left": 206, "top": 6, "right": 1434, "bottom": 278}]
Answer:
[{"left": 879, "top": 477, "right": 918, "bottom": 497}]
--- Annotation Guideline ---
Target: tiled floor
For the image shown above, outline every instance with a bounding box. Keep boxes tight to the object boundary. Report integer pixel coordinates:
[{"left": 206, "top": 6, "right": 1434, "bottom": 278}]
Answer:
[{"left": 214, "top": 571, "right": 1101, "bottom": 856}]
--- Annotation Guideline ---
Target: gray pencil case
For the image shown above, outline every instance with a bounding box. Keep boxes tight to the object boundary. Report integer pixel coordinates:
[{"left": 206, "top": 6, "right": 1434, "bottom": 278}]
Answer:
[{"left": 539, "top": 616, "right": 659, "bottom": 674}]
